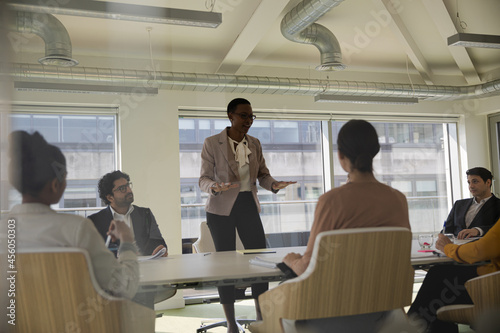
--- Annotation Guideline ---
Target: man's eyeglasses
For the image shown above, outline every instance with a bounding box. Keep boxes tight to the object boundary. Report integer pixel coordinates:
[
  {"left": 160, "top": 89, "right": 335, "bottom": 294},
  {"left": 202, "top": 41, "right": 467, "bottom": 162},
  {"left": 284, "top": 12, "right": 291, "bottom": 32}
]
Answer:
[
  {"left": 233, "top": 113, "right": 256, "bottom": 120},
  {"left": 113, "top": 182, "right": 133, "bottom": 193}
]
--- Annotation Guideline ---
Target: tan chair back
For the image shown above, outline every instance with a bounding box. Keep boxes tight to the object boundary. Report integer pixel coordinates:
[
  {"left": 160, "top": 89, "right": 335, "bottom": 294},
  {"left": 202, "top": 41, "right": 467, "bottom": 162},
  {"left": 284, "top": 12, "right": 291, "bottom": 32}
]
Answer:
[
  {"left": 14, "top": 248, "right": 155, "bottom": 333},
  {"left": 251, "top": 227, "right": 414, "bottom": 333},
  {"left": 437, "top": 270, "right": 500, "bottom": 325}
]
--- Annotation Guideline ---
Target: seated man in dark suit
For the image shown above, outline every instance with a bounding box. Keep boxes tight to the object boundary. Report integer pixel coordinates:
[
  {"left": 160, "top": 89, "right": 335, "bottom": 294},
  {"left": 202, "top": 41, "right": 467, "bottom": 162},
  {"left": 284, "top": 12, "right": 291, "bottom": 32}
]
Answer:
[
  {"left": 89, "top": 170, "right": 167, "bottom": 257},
  {"left": 444, "top": 167, "right": 500, "bottom": 239}
]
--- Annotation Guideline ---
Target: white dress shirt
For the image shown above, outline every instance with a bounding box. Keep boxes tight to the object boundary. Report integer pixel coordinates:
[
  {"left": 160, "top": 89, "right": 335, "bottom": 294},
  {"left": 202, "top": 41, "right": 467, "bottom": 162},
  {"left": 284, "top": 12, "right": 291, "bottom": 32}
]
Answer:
[
  {"left": 465, "top": 195, "right": 492, "bottom": 236},
  {"left": 110, "top": 204, "right": 135, "bottom": 235}
]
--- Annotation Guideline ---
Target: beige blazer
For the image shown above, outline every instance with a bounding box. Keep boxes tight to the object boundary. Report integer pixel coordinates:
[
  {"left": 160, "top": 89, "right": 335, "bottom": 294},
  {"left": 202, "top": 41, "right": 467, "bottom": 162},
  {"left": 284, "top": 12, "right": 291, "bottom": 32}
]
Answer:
[{"left": 199, "top": 128, "right": 277, "bottom": 216}]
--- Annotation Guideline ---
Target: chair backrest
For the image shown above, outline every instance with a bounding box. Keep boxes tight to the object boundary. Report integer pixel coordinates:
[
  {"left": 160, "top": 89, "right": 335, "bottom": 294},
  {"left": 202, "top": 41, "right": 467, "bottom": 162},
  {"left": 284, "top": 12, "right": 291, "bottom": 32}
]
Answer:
[
  {"left": 192, "top": 221, "right": 244, "bottom": 253},
  {"left": 437, "top": 270, "right": 500, "bottom": 325},
  {"left": 466, "top": 270, "right": 500, "bottom": 310},
  {"left": 14, "top": 248, "right": 155, "bottom": 333},
  {"left": 253, "top": 227, "right": 414, "bottom": 333}
]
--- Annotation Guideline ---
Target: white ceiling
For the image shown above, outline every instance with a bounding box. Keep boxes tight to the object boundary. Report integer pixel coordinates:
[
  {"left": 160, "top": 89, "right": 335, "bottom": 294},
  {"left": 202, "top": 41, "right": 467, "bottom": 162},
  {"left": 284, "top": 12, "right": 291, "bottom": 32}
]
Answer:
[{"left": 8, "top": 0, "right": 500, "bottom": 87}]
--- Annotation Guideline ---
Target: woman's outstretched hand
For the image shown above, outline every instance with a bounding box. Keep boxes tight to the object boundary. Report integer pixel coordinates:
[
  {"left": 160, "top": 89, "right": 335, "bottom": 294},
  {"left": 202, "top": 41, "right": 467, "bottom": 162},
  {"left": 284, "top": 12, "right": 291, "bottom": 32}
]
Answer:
[
  {"left": 272, "top": 181, "right": 297, "bottom": 190},
  {"left": 211, "top": 182, "right": 239, "bottom": 193}
]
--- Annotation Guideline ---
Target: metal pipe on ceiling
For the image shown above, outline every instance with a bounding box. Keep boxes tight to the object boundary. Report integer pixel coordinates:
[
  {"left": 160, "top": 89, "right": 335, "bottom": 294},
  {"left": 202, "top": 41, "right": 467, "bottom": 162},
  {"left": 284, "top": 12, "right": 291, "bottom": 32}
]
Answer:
[
  {"left": 280, "top": 0, "right": 347, "bottom": 71},
  {"left": 8, "top": 63, "right": 500, "bottom": 101},
  {"left": 6, "top": 11, "right": 78, "bottom": 67}
]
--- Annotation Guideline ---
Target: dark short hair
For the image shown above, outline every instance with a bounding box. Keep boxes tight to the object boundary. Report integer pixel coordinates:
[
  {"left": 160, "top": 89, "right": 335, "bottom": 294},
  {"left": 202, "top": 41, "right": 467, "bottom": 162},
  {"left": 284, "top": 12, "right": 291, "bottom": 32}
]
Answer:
[
  {"left": 466, "top": 167, "right": 493, "bottom": 184},
  {"left": 97, "top": 170, "right": 130, "bottom": 205},
  {"left": 8, "top": 131, "right": 66, "bottom": 197},
  {"left": 227, "top": 98, "right": 251, "bottom": 115},
  {"left": 337, "top": 120, "right": 380, "bottom": 173}
]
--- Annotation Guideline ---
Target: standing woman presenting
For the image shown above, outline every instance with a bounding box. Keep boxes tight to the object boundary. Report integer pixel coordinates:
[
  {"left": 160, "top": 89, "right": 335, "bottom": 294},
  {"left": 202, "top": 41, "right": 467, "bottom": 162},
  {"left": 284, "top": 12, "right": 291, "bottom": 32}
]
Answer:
[{"left": 199, "top": 98, "right": 295, "bottom": 333}]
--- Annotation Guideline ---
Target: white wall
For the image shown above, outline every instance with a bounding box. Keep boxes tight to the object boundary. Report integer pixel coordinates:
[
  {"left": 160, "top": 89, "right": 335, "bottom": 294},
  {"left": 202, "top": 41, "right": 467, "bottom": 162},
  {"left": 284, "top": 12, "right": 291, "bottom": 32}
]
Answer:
[{"left": 12, "top": 89, "right": 500, "bottom": 254}]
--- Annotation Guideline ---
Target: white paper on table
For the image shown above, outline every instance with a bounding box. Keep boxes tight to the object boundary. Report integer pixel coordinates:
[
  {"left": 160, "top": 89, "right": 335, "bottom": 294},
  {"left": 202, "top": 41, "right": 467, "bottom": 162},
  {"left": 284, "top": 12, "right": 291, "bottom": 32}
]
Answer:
[
  {"left": 138, "top": 247, "right": 166, "bottom": 261},
  {"left": 249, "top": 256, "right": 281, "bottom": 269}
]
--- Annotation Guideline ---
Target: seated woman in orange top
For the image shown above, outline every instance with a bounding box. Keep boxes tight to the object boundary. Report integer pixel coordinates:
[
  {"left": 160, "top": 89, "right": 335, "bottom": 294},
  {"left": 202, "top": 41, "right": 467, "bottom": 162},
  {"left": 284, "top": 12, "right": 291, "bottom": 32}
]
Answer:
[{"left": 283, "top": 119, "right": 411, "bottom": 276}]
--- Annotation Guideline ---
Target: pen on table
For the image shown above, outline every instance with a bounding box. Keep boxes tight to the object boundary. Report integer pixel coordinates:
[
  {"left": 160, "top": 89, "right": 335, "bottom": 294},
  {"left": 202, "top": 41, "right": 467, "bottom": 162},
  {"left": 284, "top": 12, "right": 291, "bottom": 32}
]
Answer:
[
  {"left": 440, "top": 220, "right": 446, "bottom": 233},
  {"left": 204, "top": 252, "right": 211, "bottom": 256},
  {"left": 105, "top": 235, "right": 111, "bottom": 247}
]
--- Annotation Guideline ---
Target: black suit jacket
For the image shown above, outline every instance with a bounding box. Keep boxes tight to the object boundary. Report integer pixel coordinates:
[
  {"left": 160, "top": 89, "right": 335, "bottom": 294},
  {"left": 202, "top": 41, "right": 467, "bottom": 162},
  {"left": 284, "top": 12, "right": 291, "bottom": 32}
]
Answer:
[
  {"left": 444, "top": 194, "right": 500, "bottom": 236},
  {"left": 88, "top": 205, "right": 167, "bottom": 255}
]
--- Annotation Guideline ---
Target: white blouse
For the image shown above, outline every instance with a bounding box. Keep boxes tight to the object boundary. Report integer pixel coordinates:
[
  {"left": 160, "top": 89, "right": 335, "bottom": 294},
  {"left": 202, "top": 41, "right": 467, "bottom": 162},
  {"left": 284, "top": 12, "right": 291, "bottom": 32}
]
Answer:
[{"left": 228, "top": 135, "right": 252, "bottom": 192}]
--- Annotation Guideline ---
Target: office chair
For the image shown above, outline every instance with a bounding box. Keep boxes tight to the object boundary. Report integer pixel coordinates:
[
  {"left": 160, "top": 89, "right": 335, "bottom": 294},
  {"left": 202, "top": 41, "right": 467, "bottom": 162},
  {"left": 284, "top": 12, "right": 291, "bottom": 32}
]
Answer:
[
  {"left": 249, "top": 227, "right": 415, "bottom": 333},
  {"left": 193, "top": 221, "right": 253, "bottom": 333},
  {"left": 15, "top": 248, "right": 155, "bottom": 333},
  {"left": 437, "top": 270, "right": 500, "bottom": 326},
  {"left": 192, "top": 220, "right": 244, "bottom": 253}
]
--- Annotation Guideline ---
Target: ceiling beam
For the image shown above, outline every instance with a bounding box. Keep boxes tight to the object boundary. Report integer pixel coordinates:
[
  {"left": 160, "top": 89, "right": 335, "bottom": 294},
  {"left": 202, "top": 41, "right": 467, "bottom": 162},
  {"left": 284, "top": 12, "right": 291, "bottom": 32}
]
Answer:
[
  {"left": 421, "top": 0, "right": 481, "bottom": 85},
  {"left": 372, "top": 0, "right": 435, "bottom": 85},
  {"left": 216, "top": 0, "right": 289, "bottom": 74}
]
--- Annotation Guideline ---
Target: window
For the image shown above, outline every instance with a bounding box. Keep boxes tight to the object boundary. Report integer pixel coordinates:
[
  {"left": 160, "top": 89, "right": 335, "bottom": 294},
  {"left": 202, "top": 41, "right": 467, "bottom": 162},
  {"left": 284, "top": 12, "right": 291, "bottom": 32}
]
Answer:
[
  {"left": 179, "top": 116, "right": 460, "bottom": 239},
  {"left": 332, "top": 121, "right": 453, "bottom": 233},
  {"left": 387, "top": 123, "right": 410, "bottom": 143},
  {"left": 416, "top": 180, "right": 438, "bottom": 196},
  {"left": 273, "top": 121, "right": 299, "bottom": 143},
  {"left": 179, "top": 119, "right": 196, "bottom": 143},
  {"left": 33, "top": 115, "right": 60, "bottom": 142},
  {"left": 7, "top": 112, "right": 117, "bottom": 211},
  {"left": 488, "top": 113, "right": 500, "bottom": 196},
  {"left": 392, "top": 180, "right": 413, "bottom": 196},
  {"left": 250, "top": 121, "right": 271, "bottom": 144}
]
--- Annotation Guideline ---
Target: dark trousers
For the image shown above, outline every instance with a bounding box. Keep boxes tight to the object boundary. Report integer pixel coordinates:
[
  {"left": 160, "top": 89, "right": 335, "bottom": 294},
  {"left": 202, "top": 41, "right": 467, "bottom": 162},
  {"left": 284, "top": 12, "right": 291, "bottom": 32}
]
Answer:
[
  {"left": 408, "top": 264, "right": 478, "bottom": 333},
  {"left": 206, "top": 192, "right": 269, "bottom": 304}
]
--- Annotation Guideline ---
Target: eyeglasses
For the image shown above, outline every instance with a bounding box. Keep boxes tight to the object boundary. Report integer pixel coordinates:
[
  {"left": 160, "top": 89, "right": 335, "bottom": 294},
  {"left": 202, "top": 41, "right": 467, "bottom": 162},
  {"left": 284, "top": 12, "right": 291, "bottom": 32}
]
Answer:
[
  {"left": 233, "top": 113, "right": 256, "bottom": 120},
  {"left": 113, "top": 182, "right": 133, "bottom": 193}
]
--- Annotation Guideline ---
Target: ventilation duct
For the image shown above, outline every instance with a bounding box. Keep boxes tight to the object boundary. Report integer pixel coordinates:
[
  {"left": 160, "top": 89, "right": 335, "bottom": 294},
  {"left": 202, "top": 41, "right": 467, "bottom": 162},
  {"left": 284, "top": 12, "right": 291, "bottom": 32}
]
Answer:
[
  {"left": 7, "top": 10, "right": 78, "bottom": 67},
  {"left": 281, "top": 0, "right": 346, "bottom": 71},
  {"left": 8, "top": 63, "right": 500, "bottom": 101},
  {"left": 7, "top": 0, "right": 222, "bottom": 29}
]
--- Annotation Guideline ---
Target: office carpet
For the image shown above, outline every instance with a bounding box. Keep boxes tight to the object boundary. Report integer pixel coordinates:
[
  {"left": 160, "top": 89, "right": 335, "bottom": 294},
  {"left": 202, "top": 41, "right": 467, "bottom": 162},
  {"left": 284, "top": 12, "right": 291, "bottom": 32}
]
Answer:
[
  {"left": 155, "top": 299, "right": 256, "bottom": 333},
  {"left": 155, "top": 282, "right": 476, "bottom": 333},
  {"left": 155, "top": 299, "right": 475, "bottom": 333}
]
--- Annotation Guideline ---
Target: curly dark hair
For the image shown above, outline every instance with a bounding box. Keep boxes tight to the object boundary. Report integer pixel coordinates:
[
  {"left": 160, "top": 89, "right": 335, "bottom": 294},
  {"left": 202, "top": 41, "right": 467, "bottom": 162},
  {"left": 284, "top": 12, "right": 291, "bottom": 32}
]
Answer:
[{"left": 97, "top": 170, "right": 130, "bottom": 205}]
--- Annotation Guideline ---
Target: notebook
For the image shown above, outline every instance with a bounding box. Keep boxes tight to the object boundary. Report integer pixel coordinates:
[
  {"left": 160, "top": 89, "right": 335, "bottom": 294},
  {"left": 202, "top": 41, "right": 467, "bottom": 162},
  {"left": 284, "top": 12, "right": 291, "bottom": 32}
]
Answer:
[{"left": 236, "top": 248, "right": 277, "bottom": 254}]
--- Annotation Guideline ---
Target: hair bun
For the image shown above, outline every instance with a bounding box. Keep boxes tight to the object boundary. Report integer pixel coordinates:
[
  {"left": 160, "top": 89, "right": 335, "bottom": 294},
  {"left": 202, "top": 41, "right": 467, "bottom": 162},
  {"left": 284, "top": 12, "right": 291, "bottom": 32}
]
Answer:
[{"left": 8, "top": 131, "right": 66, "bottom": 196}]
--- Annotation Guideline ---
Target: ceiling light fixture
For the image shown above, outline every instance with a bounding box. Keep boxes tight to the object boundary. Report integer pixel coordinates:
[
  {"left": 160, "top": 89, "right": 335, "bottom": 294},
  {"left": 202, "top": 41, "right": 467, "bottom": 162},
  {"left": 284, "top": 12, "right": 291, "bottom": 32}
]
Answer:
[
  {"left": 14, "top": 82, "right": 159, "bottom": 95},
  {"left": 8, "top": 0, "right": 222, "bottom": 28},
  {"left": 314, "top": 94, "right": 419, "bottom": 104},
  {"left": 447, "top": 33, "right": 500, "bottom": 49}
]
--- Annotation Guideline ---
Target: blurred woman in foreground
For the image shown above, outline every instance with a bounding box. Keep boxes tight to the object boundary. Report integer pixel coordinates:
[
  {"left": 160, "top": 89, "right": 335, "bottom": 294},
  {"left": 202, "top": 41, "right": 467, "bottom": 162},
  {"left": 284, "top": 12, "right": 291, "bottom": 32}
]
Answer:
[{"left": 5, "top": 131, "right": 139, "bottom": 298}]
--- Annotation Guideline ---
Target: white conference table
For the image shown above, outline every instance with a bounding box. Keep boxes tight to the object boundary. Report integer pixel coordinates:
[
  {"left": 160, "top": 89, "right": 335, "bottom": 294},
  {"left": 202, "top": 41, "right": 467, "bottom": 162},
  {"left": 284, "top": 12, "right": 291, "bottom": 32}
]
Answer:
[
  {"left": 410, "top": 239, "right": 453, "bottom": 267},
  {"left": 139, "top": 246, "right": 303, "bottom": 291},
  {"left": 138, "top": 241, "right": 453, "bottom": 291}
]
